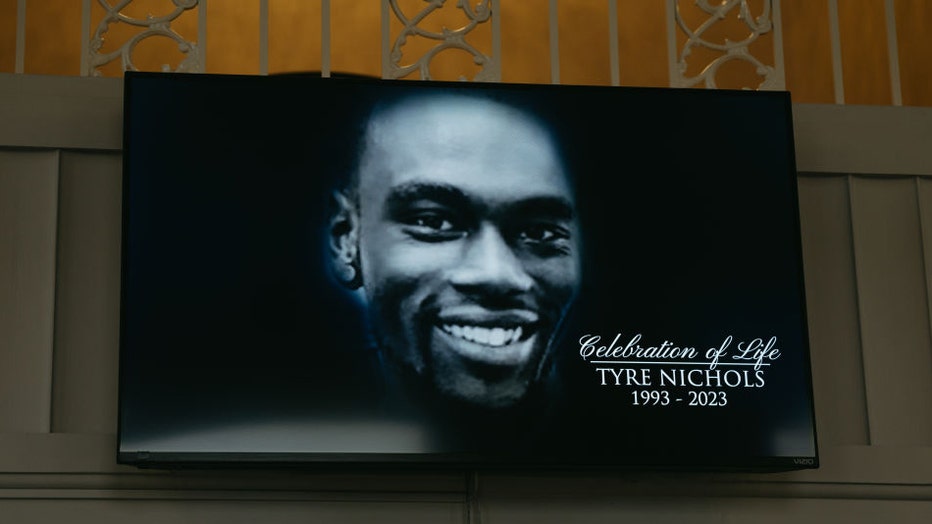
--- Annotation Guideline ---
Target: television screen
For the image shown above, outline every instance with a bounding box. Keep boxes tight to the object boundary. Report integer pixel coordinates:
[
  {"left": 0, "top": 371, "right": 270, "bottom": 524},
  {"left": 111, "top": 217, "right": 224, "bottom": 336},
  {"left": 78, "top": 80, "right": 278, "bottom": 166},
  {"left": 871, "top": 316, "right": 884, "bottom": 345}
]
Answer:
[{"left": 117, "top": 71, "right": 818, "bottom": 471}]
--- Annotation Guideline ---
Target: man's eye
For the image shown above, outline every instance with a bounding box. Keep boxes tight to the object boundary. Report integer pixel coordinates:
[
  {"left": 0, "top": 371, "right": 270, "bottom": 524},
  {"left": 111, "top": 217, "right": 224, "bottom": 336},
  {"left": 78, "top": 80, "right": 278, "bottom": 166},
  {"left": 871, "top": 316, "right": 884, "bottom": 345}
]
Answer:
[
  {"left": 400, "top": 211, "right": 465, "bottom": 241},
  {"left": 514, "top": 222, "right": 573, "bottom": 255},
  {"left": 518, "top": 223, "right": 567, "bottom": 243},
  {"left": 410, "top": 213, "right": 453, "bottom": 232}
]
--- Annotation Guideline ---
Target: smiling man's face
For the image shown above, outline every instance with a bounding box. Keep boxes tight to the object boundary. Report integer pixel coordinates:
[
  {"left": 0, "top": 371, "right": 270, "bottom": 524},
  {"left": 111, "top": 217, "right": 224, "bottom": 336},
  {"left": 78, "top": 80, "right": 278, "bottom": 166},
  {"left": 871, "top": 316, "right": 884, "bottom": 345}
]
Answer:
[{"left": 341, "top": 94, "right": 581, "bottom": 408}]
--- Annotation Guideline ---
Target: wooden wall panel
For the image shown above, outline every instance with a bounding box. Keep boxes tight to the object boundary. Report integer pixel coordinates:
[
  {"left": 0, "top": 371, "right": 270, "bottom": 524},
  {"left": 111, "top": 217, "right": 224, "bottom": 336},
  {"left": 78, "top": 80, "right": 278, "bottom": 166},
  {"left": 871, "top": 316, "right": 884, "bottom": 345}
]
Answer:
[
  {"left": 850, "top": 175, "right": 932, "bottom": 445},
  {"left": 269, "top": 0, "right": 322, "bottom": 75},
  {"left": 894, "top": 0, "right": 932, "bottom": 107},
  {"left": 22, "top": 0, "right": 80, "bottom": 76},
  {"left": 51, "top": 151, "right": 122, "bottom": 434},
  {"left": 837, "top": 0, "right": 893, "bottom": 105},
  {"left": 0, "top": 0, "right": 15, "bottom": 73},
  {"left": 329, "top": 2, "right": 380, "bottom": 79},
  {"left": 206, "top": 0, "right": 260, "bottom": 75},
  {"left": 0, "top": 1, "right": 930, "bottom": 108},
  {"left": 616, "top": 0, "right": 668, "bottom": 87},
  {"left": 557, "top": 0, "right": 611, "bottom": 86},
  {"left": 796, "top": 175, "right": 869, "bottom": 445},
  {"left": 0, "top": 149, "right": 59, "bottom": 433},
  {"left": 500, "top": 0, "right": 551, "bottom": 84},
  {"left": 780, "top": 0, "right": 835, "bottom": 104}
]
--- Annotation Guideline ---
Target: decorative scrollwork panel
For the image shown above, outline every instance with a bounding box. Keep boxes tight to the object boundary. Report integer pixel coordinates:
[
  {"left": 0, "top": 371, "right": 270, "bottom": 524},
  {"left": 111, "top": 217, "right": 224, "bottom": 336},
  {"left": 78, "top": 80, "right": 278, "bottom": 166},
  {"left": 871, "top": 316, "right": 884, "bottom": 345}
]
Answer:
[
  {"left": 670, "top": 0, "right": 784, "bottom": 90},
  {"left": 88, "top": 0, "right": 201, "bottom": 76},
  {"left": 386, "top": 0, "right": 499, "bottom": 81}
]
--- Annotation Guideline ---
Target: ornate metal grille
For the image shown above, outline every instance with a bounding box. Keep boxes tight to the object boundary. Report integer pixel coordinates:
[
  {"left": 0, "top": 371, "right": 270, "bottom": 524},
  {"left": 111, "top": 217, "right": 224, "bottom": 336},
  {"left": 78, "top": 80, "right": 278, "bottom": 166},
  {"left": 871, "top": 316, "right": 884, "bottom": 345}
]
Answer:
[
  {"left": 667, "top": 0, "right": 784, "bottom": 90},
  {"left": 88, "top": 0, "right": 201, "bottom": 76}
]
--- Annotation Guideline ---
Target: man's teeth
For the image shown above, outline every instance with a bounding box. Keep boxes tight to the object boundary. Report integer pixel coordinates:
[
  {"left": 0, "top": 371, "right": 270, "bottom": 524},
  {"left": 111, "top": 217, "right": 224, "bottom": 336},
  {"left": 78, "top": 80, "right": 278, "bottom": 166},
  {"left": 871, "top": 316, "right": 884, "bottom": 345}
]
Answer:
[{"left": 441, "top": 324, "right": 523, "bottom": 347}]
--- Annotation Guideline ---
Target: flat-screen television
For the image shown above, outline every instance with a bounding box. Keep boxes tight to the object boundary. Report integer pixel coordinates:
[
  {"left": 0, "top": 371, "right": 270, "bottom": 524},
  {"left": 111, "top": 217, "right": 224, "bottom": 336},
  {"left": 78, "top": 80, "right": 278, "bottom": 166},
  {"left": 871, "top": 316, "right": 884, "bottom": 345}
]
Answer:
[{"left": 118, "top": 70, "right": 819, "bottom": 471}]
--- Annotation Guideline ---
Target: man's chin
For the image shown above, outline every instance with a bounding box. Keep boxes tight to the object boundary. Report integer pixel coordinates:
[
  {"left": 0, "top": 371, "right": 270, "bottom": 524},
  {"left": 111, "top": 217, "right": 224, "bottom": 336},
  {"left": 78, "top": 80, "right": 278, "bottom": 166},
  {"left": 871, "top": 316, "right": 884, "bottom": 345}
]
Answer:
[
  {"left": 427, "top": 325, "right": 545, "bottom": 408},
  {"left": 434, "top": 377, "right": 531, "bottom": 410}
]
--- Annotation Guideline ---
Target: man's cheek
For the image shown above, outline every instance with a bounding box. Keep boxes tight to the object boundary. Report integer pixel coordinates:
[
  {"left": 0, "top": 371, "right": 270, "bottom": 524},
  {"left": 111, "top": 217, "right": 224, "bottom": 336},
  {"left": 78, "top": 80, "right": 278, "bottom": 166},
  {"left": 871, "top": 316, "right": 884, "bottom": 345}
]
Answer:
[
  {"left": 528, "top": 260, "right": 580, "bottom": 292},
  {"left": 365, "top": 284, "right": 421, "bottom": 366},
  {"left": 384, "top": 244, "right": 462, "bottom": 274}
]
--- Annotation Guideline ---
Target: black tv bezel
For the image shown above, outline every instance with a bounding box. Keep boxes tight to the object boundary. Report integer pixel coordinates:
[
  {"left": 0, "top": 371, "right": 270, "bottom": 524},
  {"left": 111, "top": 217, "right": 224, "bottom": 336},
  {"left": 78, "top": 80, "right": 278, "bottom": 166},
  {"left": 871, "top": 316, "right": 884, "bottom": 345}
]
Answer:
[{"left": 117, "top": 70, "right": 819, "bottom": 473}]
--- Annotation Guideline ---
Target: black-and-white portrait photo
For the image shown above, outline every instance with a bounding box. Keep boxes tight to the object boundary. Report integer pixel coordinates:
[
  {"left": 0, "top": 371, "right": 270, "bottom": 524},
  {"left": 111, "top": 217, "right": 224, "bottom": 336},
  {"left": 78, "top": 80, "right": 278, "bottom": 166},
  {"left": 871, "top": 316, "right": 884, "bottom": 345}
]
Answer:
[{"left": 326, "top": 92, "right": 581, "bottom": 412}]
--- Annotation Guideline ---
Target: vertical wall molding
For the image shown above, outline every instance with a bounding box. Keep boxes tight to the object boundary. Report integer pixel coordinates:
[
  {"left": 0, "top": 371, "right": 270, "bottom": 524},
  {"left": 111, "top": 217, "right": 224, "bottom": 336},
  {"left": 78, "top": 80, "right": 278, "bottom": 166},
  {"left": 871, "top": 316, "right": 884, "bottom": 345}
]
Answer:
[
  {"left": 665, "top": 0, "right": 678, "bottom": 88},
  {"left": 915, "top": 178, "right": 932, "bottom": 399},
  {"left": 80, "top": 0, "right": 91, "bottom": 76},
  {"left": 259, "top": 0, "right": 268, "bottom": 75},
  {"left": 381, "top": 0, "right": 390, "bottom": 79},
  {"left": 490, "top": 0, "right": 501, "bottom": 82},
  {"left": 14, "top": 0, "right": 25, "bottom": 73},
  {"left": 608, "top": 0, "right": 620, "bottom": 86},
  {"left": 548, "top": 0, "right": 559, "bottom": 84},
  {"left": 827, "top": 0, "right": 845, "bottom": 104},
  {"left": 198, "top": 0, "right": 207, "bottom": 73},
  {"left": 796, "top": 173, "right": 871, "bottom": 446},
  {"left": 771, "top": 0, "right": 786, "bottom": 90},
  {"left": 846, "top": 174, "right": 872, "bottom": 445},
  {"left": 51, "top": 151, "right": 123, "bottom": 434},
  {"left": 849, "top": 175, "right": 932, "bottom": 446},
  {"left": 321, "top": 0, "right": 331, "bottom": 78},
  {"left": 884, "top": 0, "right": 903, "bottom": 106},
  {"left": 0, "top": 149, "right": 61, "bottom": 433}
]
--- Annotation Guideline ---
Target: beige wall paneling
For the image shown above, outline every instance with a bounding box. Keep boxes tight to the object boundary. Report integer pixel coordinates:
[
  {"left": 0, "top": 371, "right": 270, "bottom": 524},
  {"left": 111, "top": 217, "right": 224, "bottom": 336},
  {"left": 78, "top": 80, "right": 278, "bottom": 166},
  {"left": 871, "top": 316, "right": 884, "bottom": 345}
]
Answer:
[
  {"left": 791, "top": 104, "right": 932, "bottom": 176},
  {"left": 0, "top": 497, "right": 464, "bottom": 524},
  {"left": 849, "top": 175, "right": 932, "bottom": 446},
  {"left": 0, "top": 148, "right": 59, "bottom": 432},
  {"left": 477, "top": 480, "right": 932, "bottom": 524},
  {"left": 0, "top": 432, "right": 121, "bottom": 472},
  {"left": 796, "top": 174, "right": 869, "bottom": 446},
  {"left": 0, "top": 73, "right": 123, "bottom": 151},
  {"left": 917, "top": 178, "right": 932, "bottom": 355},
  {"left": 51, "top": 150, "right": 122, "bottom": 434}
]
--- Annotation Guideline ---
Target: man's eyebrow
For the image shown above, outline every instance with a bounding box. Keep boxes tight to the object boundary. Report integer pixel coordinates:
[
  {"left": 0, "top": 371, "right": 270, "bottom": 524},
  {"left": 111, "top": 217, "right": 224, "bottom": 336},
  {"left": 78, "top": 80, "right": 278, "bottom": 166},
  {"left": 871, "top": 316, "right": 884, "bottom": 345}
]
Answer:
[
  {"left": 384, "top": 182, "right": 469, "bottom": 212},
  {"left": 382, "top": 181, "right": 576, "bottom": 220}
]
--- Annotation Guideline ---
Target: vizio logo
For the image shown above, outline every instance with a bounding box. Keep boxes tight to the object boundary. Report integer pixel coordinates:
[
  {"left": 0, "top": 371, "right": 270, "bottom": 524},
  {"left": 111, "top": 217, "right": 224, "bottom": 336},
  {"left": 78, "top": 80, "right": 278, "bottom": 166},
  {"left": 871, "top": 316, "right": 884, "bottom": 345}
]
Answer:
[{"left": 793, "top": 458, "right": 815, "bottom": 465}]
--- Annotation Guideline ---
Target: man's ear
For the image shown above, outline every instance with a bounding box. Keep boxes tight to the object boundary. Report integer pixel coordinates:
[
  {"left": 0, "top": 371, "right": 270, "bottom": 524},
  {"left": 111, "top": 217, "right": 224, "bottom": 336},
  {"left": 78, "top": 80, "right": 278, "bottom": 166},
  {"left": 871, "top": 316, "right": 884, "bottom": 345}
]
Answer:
[{"left": 328, "top": 190, "right": 362, "bottom": 290}]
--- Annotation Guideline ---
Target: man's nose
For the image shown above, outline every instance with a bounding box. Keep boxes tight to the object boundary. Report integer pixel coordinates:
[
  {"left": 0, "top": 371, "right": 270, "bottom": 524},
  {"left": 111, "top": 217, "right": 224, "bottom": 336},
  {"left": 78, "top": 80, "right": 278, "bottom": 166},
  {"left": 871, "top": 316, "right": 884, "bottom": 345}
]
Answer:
[{"left": 448, "top": 225, "right": 534, "bottom": 293}]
